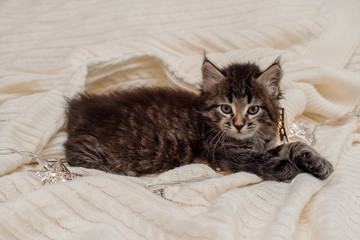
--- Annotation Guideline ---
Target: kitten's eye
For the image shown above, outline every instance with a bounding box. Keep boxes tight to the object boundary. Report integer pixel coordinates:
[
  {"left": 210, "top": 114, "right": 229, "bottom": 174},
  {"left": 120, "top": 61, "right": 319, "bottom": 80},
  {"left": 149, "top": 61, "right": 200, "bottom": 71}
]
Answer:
[
  {"left": 247, "top": 105, "right": 260, "bottom": 115},
  {"left": 220, "top": 104, "right": 232, "bottom": 114}
]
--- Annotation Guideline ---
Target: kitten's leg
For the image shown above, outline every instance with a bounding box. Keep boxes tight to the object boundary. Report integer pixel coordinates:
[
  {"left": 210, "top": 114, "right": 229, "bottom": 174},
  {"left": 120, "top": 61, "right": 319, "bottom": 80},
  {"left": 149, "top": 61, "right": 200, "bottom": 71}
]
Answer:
[
  {"left": 281, "top": 141, "right": 333, "bottom": 180},
  {"left": 211, "top": 146, "right": 300, "bottom": 181},
  {"left": 210, "top": 142, "right": 333, "bottom": 181}
]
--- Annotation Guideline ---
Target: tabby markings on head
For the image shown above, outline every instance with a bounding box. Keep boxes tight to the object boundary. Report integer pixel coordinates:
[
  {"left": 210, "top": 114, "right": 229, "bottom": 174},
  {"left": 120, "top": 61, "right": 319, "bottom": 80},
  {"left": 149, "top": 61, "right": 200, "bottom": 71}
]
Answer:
[{"left": 200, "top": 57, "right": 282, "bottom": 142}]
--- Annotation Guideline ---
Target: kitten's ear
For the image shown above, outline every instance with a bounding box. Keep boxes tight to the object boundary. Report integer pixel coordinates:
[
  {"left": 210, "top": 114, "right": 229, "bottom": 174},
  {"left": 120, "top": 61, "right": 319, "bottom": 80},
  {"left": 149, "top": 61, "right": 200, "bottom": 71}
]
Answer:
[
  {"left": 202, "top": 58, "right": 224, "bottom": 92},
  {"left": 256, "top": 63, "right": 282, "bottom": 97}
]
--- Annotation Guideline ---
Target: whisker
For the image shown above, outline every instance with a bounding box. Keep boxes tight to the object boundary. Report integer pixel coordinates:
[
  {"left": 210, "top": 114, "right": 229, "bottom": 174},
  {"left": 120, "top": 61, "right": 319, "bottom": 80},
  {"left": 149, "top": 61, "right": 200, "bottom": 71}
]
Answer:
[
  {"left": 203, "top": 128, "right": 222, "bottom": 158},
  {"left": 211, "top": 131, "right": 227, "bottom": 161}
]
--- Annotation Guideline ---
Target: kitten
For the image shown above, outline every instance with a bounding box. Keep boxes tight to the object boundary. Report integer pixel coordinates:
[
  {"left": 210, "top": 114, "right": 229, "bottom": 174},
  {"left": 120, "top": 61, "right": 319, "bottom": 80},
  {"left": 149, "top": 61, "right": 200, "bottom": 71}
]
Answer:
[{"left": 64, "top": 58, "right": 333, "bottom": 181}]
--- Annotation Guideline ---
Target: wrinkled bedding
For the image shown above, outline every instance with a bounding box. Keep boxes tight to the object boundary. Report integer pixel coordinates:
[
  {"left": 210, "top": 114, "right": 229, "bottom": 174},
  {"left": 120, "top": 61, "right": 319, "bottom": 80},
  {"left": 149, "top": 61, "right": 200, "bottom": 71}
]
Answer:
[{"left": 0, "top": 0, "right": 360, "bottom": 239}]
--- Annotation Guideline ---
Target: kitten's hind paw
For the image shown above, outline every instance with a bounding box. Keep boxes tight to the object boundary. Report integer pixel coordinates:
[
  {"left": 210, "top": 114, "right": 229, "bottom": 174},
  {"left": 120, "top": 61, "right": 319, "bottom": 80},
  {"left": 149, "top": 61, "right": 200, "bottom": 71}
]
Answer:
[{"left": 295, "top": 148, "right": 334, "bottom": 180}]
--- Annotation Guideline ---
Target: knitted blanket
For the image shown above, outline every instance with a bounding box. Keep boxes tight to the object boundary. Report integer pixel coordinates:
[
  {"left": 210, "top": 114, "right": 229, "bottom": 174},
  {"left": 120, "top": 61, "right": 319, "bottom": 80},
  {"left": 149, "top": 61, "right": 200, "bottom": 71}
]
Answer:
[{"left": 1, "top": 0, "right": 360, "bottom": 239}]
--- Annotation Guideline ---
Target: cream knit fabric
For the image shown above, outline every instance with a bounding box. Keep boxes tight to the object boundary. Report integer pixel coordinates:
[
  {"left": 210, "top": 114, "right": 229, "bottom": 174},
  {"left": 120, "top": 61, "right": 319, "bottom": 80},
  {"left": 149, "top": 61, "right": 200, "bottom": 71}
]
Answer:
[{"left": 1, "top": 0, "right": 360, "bottom": 239}]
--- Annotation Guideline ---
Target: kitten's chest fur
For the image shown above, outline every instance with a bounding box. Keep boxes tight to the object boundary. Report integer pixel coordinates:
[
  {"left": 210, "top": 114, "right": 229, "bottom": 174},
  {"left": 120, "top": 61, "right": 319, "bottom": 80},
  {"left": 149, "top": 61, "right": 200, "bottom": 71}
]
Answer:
[{"left": 65, "top": 88, "right": 210, "bottom": 175}]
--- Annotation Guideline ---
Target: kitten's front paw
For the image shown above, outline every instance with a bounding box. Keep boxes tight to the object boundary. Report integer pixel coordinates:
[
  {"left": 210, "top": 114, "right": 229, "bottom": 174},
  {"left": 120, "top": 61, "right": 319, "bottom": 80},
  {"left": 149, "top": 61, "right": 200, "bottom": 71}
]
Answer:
[
  {"left": 293, "top": 143, "right": 334, "bottom": 180},
  {"left": 298, "top": 153, "right": 333, "bottom": 179}
]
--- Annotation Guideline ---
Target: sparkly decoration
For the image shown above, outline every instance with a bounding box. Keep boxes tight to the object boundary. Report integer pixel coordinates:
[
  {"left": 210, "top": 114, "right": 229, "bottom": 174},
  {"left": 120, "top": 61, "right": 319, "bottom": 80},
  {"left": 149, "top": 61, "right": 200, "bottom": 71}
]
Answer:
[
  {"left": 277, "top": 108, "right": 289, "bottom": 143},
  {"left": 29, "top": 160, "right": 82, "bottom": 185},
  {"left": 152, "top": 188, "right": 165, "bottom": 198},
  {"left": 285, "top": 102, "right": 360, "bottom": 146},
  {"left": 286, "top": 120, "right": 314, "bottom": 145},
  {"left": 0, "top": 147, "right": 82, "bottom": 185},
  {"left": 151, "top": 188, "right": 181, "bottom": 205}
]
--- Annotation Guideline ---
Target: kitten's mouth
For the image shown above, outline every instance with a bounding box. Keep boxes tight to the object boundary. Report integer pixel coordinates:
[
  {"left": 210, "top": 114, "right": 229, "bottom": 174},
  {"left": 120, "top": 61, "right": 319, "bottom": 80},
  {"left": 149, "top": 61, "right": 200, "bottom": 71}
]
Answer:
[
  {"left": 222, "top": 124, "right": 255, "bottom": 140},
  {"left": 231, "top": 128, "right": 256, "bottom": 140},
  {"left": 227, "top": 130, "right": 248, "bottom": 140},
  {"left": 237, "top": 130, "right": 248, "bottom": 136}
]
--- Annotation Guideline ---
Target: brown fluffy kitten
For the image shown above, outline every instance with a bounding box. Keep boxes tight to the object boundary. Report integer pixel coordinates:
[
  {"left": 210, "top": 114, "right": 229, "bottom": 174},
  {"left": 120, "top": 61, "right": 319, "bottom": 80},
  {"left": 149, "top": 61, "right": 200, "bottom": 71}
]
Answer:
[{"left": 64, "top": 58, "right": 333, "bottom": 181}]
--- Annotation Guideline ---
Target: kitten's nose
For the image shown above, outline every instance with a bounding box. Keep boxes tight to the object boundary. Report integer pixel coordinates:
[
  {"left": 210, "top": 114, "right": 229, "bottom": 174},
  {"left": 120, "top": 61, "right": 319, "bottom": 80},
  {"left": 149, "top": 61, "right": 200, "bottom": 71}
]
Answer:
[
  {"left": 233, "top": 117, "right": 244, "bottom": 131},
  {"left": 234, "top": 124, "right": 244, "bottom": 131}
]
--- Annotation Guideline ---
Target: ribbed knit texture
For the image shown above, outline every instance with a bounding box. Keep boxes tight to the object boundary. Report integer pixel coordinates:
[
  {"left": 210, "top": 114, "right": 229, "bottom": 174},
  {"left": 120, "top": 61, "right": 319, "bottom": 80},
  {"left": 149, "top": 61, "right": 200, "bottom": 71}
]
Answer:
[{"left": 1, "top": 0, "right": 360, "bottom": 239}]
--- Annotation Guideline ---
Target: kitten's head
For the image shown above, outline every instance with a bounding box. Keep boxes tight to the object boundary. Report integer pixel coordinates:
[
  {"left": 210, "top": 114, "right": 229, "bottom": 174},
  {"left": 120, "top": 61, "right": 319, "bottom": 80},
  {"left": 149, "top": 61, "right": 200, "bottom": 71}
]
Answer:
[{"left": 200, "top": 57, "right": 282, "bottom": 142}]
